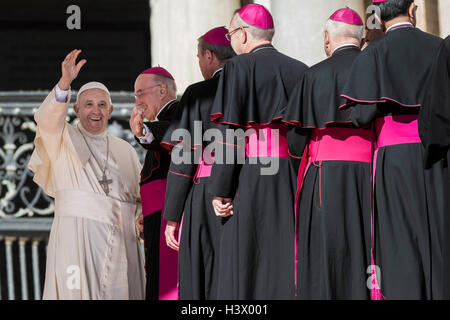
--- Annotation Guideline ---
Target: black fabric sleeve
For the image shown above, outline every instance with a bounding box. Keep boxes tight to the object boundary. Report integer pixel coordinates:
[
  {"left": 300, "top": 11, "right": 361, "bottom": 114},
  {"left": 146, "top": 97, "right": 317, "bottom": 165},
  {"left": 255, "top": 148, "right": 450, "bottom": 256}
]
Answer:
[
  {"left": 287, "top": 126, "right": 310, "bottom": 158},
  {"left": 162, "top": 145, "right": 199, "bottom": 222},
  {"left": 349, "top": 103, "right": 381, "bottom": 128},
  {"left": 286, "top": 126, "right": 310, "bottom": 171},
  {"left": 419, "top": 37, "right": 450, "bottom": 168},
  {"left": 208, "top": 124, "right": 244, "bottom": 199}
]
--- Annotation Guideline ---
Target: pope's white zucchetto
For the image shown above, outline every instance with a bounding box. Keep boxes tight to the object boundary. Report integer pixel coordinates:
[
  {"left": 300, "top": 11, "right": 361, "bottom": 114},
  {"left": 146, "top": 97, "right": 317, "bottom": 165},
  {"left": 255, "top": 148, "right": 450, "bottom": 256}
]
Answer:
[{"left": 76, "top": 81, "right": 112, "bottom": 104}]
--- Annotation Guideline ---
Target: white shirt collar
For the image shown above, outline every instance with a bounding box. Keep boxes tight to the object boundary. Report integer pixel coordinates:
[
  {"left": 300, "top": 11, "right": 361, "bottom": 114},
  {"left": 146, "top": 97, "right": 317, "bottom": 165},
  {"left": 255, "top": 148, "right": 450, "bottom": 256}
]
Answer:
[
  {"left": 155, "top": 99, "right": 176, "bottom": 121},
  {"left": 332, "top": 43, "right": 359, "bottom": 55},
  {"left": 386, "top": 22, "right": 413, "bottom": 33},
  {"left": 212, "top": 68, "right": 223, "bottom": 78}
]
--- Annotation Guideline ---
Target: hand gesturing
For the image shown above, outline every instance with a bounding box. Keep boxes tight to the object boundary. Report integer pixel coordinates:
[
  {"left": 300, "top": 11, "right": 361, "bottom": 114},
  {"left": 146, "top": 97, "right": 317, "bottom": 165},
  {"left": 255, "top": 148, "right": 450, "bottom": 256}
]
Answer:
[
  {"left": 130, "top": 106, "right": 145, "bottom": 137},
  {"left": 58, "top": 49, "right": 87, "bottom": 90}
]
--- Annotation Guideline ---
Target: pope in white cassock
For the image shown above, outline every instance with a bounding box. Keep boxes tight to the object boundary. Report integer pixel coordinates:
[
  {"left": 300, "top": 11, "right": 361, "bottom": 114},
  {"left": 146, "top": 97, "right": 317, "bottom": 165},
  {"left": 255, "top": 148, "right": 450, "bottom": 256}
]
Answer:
[{"left": 27, "top": 50, "right": 145, "bottom": 299}]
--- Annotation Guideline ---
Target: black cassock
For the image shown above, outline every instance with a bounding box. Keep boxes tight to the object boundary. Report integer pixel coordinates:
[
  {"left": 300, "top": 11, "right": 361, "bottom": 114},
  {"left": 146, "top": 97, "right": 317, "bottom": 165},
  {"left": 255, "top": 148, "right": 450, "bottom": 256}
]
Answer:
[
  {"left": 342, "top": 25, "right": 446, "bottom": 299},
  {"left": 209, "top": 44, "right": 308, "bottom": 299},
  {"left": 137, "top": 100, "right": 181, "bottom": 300},
  {"left": 283, "top": 45, "right": 371, "bottom": 299},
  {"left": 161, "top": 71, "right": 222, "bottom": 300},
  {"left": 418, "top": 35, "right": 450, "bottom": 299}
]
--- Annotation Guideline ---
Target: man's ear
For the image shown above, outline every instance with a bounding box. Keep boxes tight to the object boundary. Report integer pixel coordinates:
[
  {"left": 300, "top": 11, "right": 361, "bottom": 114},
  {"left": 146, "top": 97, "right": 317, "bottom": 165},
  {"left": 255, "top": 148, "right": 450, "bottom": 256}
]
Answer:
[
  {"left": 206, "top": 49, "right": 213, "bottom": 60},
  {"left": 206, "top": 49, "right": 214, "bottom": 65},
  {"left": 159, "top": 84, "right": 167, "bottom": 97},
  {"left": 242, "top": 27, "right": 248, "bottom": 44},
  {"left": 108, "top": 104, "right": 114, "bottom": 119},
  {"left": 73, "top": 104, "right": 79, "bottom": 114},
  {"left": 374, "top": 12, "right": 385, "bottom": 31},
  {"left": 324, "top": 30, "right": 329, "bottom": 45},
  {"left": 408, "top": 2, "right": 415, "bottom": 17},
  {"left": 408, "top": 2, "right": 417, "bottom": 26}
]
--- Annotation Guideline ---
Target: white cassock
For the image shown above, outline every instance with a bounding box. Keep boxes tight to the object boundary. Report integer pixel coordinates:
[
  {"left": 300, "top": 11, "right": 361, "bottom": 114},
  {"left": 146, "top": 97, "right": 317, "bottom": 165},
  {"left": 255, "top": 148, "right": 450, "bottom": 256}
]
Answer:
[{"left": 28, "top": 87, "right": 145, "bottom": 300}]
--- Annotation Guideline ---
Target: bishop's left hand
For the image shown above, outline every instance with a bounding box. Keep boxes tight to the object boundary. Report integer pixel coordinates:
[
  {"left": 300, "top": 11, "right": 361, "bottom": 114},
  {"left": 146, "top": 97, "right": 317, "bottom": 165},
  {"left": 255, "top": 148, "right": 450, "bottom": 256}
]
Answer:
[
  {"left": 165, "top": 221, "right": 180, "bottom": 251},
  {"left": 212, "top": 197, "right": 233, "bottom": 218}
]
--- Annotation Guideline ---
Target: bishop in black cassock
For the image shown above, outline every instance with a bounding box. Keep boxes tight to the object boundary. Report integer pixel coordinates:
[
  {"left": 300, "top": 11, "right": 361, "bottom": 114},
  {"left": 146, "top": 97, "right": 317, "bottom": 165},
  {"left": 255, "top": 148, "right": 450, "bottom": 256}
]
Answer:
[
  {"left": 131, "top": 67, "right": 181, "bottom": 300},
  {"left": 418, "top": 35, "right": 450, "bottom": 299},
  {"left": 161, "top": 27, "right": 235, "bottom": 300},
  {"left": 341, "top": 0, "right": 446, "bottom": 299},
  {"left": 208, "top": 4, "right": 308, "bottom": 299},
  {"left": 283, "top": 8, "right": 372, "bottom": 300}
]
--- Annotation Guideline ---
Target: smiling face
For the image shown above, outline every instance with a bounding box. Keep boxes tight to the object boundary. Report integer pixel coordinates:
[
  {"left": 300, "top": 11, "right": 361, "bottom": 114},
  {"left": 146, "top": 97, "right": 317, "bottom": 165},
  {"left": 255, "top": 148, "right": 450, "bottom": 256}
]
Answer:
[
  {"left": 134, "top": 74, "right": 165, "bottom": 120},
  {"left": 74, "top": 88, "right": 113, "bottom": 135}
]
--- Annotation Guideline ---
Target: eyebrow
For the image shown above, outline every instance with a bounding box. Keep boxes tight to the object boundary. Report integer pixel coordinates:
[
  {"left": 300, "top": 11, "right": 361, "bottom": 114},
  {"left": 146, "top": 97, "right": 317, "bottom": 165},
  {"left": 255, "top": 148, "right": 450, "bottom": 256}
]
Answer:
[{"left": 85, "top": 100, "right": 107, "bottom": 104}]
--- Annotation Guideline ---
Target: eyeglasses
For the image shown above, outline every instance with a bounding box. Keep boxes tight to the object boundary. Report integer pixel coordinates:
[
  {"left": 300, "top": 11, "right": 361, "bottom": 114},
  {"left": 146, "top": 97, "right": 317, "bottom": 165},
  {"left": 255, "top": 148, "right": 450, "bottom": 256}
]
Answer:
[
  {"left": 134, "top": 84, "right": 161, "bottom": 100},
  {"left": 225, "top": 26, "right": 249, "bottom": 41}
]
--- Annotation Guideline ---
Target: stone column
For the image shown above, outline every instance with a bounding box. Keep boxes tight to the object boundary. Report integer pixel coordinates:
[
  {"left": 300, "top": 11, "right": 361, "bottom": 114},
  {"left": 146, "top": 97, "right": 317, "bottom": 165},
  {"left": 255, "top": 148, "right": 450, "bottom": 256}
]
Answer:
[
  {"left": 438, "top": 0, "right": 450, "bottom": 38},
  {"left": 415, "top": 0, "right": 428, "bottom": 32},
  {"left": 149, "top": 0, "right": 240, "bottom": 94},
  {"left": 268, "top": 0, "right": 367, "bottom": 67}
]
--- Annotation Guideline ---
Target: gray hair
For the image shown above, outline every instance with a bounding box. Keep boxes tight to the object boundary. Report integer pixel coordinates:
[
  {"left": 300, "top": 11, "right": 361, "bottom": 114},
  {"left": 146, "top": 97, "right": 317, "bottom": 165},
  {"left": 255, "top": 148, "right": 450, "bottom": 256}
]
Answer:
[
  {"left": 232, "top": 11, "right": 275, "bottom": 42},
  {"left": 324, "top": 19, "right": 364, "bottom": 42},
  {"left": 153, "top": 74, "right": 177, "bottom": 97}
]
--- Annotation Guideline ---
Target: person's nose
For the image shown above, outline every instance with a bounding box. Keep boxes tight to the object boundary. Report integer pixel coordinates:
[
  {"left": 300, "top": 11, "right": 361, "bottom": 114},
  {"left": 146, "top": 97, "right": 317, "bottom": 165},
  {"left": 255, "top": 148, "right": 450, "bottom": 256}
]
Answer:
[{"left": 92, "top": 104, "right": 103, "bottom": 115}]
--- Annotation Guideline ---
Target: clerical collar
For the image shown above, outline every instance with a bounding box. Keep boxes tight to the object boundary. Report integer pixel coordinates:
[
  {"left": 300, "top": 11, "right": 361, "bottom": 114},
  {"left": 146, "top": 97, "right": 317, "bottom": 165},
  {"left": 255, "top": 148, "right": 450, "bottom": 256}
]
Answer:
[
  {"left": 332, "top": 44, "right": 360, "bottom": 56},
  {"left": 155, "top": 99, "right": 177, "bottom": 121},
  {"left": 212, "top": 68, "right": 223, "bottom": 78},
  {"left": 386, "top": 22, "right": 414, "bottom": 33},
  {"left": 77, "top": 122, "right": 107, "bottom": 139},
  {"left": 250, "top": 44, "right": 275, "bottom": 54}
]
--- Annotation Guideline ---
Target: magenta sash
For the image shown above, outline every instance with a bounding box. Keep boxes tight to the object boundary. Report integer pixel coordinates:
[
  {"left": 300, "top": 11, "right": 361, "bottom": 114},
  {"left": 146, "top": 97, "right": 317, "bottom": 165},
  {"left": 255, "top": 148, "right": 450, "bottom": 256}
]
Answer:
[
  {"left": 369, "top": 114, "right": 420, "bottom": 300},
  {"left": 245, "top": 124, "right": 290, "bottom": 158},
  {"left": 295, "top": 127, "right": 373, "bottom": 210},
  {"left": 194, "top": 150, "right": 214, "bottom": 181},
  {"left": 140, "top": 179, "right": 179, "bottom": 300},
  {"left": 375, "top": 114, "right": 421, "bottom": 147},
  {"left": 195, "top": 161, "right": 212, "bottom": 179},
  {"left": 294, "top": 127, "right": 374, "bottom": 296},
  {"left": 308, "top": 127, "right": 373, "bottom": 163},
  {"left": 140, "top": 179, "right": 167, "bottom": 218}
]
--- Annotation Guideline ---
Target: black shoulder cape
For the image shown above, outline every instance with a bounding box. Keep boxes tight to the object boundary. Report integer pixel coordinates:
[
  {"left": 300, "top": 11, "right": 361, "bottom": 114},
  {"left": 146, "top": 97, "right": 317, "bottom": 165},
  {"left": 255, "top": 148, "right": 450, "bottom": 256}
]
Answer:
[
  {"left": 161, "top": 72, "right": 221, "bottom": 150},
  {"left": 342, "top": 27, "right": 443, "bottom": 108},
  {"left": 283, "top": 46, "right": 360, "bottom": 128},
  {"left": 210, "top": 44, "right": 308, "bottom": 127}
]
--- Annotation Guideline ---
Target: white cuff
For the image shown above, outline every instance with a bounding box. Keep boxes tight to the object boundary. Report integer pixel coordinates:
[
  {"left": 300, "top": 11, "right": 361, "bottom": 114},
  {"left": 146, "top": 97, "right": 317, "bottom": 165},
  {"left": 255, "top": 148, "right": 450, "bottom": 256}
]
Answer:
[
  {"left": 139, "top": 124, "right": 155, "bottom": 144},
  {"left": 55, "top": 84, "right": 70, "bottom": 103}
]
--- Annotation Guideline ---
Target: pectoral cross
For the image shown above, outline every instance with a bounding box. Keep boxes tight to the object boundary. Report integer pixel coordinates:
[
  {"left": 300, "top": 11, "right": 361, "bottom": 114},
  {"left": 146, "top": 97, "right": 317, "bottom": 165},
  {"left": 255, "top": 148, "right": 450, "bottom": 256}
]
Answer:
[{"left": 99, "top": 173, "right": 113, "bottom": 195}]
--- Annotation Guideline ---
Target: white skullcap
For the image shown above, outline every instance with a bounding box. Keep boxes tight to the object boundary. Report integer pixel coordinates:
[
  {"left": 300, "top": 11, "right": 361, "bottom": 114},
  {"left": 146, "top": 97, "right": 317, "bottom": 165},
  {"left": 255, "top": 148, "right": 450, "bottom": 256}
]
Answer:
[{"left": 76, "top": 81, "right": 112, "bottom": 104}]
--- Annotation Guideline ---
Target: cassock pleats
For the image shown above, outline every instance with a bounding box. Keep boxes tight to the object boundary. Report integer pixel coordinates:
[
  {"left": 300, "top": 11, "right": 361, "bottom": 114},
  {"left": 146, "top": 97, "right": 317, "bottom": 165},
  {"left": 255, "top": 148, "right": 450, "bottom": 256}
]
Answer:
[
  {"left": 284, "top": 46, "right": 371, "bottom": 299},
  {"left": 418, "top": 35, "right": 450, "bottom": 299},
  {"left": 342, "top": 26, "right": 446, "bottom": 299},
  {"left": 209, "top": 44, "right": 308, "bottom": 299},
  {"left": 162, "top": 74, "right": 222, "bottom": 299}
]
